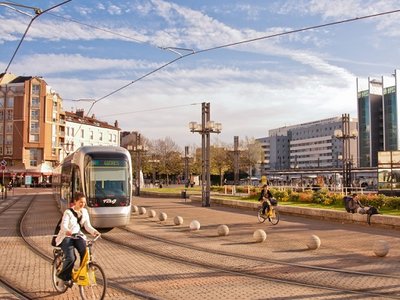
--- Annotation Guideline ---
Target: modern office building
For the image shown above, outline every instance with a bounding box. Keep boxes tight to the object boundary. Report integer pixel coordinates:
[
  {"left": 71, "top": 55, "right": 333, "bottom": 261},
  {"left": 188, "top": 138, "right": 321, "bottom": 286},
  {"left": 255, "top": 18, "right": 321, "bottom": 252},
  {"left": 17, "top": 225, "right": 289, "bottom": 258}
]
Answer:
[
  {"left": 356, "top": 69, "right": 399, "bottom": 167},
  {"left": 257, "top": 116, "right": 358, "bottom": 173}
]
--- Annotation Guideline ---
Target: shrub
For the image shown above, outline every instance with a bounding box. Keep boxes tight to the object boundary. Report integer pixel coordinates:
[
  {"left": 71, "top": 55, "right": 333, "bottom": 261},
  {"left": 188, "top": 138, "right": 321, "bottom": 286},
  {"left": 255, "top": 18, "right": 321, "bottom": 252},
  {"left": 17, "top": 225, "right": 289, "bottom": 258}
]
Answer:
[{"left": 299, "top": 191, "right": 313, "bottom": 203}]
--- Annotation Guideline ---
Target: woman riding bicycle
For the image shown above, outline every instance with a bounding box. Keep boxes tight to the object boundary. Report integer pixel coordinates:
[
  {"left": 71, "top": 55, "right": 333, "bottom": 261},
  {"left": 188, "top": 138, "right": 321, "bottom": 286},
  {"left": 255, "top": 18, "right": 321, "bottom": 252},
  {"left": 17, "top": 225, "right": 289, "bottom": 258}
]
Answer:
[
  {"left": 258, "top": 184, "right": 272, "bottom": 215},
  {"left": 54, "top": 192, "right": 100, "bottom": 287}
]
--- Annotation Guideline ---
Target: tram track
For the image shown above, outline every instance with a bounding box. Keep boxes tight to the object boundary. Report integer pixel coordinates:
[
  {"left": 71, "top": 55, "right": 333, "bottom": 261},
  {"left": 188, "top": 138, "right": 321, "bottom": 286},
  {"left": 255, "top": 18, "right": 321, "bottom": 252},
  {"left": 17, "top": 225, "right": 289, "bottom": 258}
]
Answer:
[
  {"left": 100, "top": 226, "right": 400, "bottom": 299},
  {"left": 0, "top": 193, "right": 36, "bottom": 299}
]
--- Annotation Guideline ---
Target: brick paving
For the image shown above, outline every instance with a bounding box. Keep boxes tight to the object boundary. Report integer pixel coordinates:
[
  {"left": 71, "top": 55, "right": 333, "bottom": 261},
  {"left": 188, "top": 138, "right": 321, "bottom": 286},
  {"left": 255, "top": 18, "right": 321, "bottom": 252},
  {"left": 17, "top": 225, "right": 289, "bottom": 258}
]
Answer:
[{"left": 2, "top": 188, "right": 400, "bottom": 299}]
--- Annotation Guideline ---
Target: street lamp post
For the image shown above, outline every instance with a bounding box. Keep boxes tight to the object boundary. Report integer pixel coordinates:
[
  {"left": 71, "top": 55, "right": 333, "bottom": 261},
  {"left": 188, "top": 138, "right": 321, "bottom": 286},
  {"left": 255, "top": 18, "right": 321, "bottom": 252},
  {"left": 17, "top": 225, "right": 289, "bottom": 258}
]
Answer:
[
  {"left": 334, "top": 114, "right": 358, "bottom": 192},
  {"left": 184, "top": 146, "right": 189, "bottom": 186},
  {"left": 189, "top": 102, "right": 221, "bottom": 207},
  {"left": 233, "top": 136, "right": 240, "bottom": 186}
]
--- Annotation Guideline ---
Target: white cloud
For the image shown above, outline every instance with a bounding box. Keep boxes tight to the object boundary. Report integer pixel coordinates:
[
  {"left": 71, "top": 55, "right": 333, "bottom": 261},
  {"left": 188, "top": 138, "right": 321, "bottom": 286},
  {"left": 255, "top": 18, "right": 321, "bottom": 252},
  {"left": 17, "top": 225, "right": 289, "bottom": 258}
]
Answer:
[{"left": 107, "top": 4, "right": 122, "bottom": 15}]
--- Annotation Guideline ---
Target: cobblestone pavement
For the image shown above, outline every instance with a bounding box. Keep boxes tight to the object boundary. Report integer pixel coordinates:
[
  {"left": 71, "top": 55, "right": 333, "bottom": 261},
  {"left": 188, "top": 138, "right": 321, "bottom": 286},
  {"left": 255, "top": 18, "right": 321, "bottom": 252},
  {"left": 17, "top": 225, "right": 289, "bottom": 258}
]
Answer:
[{"left": 2, "top": 188, "right": 400, "bottom": 299}]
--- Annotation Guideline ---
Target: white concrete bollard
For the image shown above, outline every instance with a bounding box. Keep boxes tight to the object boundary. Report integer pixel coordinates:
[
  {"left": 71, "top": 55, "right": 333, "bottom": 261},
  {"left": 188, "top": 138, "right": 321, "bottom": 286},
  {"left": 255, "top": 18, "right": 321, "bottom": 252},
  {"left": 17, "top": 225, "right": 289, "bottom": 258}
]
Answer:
[
  {"left": 132, "top": 205, "right": 138, "bottom": 213},
  {"left": 306, "top": 234, "right": 321, "bottom": 250},
  {"left": 217, "top": 224, "right": 229, "bottom": 236},
  {"left": 373, "top": 240, "right": 389, "bottom": 257},
  {"left": 158, "top": 212, "right": 167, "bottom": 221},
  {"left": 138, "top": 207, "right": 146, "bottom": 215},
  {"left": 190, "top": 220, "right": 201, "bottom": 231},
  {"left": 253, "top": 229, "right": 267, "bottom": 243},
  {"left": 174, "top": 216, "right": 183, "bottom": 225},
  {"left": 148, "top": 209, "right": 156, "bottom": 218}
]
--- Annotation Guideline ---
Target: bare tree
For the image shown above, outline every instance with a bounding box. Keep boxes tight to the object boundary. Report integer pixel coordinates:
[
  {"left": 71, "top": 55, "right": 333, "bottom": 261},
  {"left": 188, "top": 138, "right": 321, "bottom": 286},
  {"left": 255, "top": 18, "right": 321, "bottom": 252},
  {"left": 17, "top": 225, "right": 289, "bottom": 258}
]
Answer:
[
  {"left": 151, "top": 137, "right": 183, "bottom": 185},
  {"left": 240, "top": 136, "right": 263, "bottom": 179}
]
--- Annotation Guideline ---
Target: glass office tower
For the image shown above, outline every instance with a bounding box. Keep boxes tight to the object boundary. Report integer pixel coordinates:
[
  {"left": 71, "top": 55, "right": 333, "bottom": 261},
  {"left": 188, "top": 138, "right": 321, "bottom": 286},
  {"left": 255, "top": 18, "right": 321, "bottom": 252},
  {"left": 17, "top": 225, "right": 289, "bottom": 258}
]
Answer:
[{"left": 357, "top": 70, "right": 399, "bottom": 167}]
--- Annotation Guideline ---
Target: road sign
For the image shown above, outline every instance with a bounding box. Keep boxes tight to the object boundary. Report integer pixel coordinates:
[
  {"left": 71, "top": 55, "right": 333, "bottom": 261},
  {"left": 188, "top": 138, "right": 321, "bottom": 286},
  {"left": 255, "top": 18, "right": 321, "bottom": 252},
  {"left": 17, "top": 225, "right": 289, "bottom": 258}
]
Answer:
[
  {"left": 0, "top": 160, "right": 6, "bottom": 166},
  {"left": 0, "top": 165, "right": 5, "bottom": 171}
]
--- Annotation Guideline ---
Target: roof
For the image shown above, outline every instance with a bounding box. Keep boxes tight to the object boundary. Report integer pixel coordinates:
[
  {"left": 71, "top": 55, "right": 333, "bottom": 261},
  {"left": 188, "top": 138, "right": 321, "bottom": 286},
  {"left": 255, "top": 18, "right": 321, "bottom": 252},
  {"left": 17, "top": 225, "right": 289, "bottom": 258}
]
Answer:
[{"left": 65, "top": 111, "right": 120, "bottom": 130}]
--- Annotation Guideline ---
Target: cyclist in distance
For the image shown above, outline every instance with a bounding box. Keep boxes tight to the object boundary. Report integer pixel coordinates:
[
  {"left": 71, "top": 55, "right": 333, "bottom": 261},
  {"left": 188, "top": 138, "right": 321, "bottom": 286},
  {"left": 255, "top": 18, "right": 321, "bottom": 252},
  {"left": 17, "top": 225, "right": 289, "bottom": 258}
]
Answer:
[
  {"left": 55, "top": 192, "right": 100, "bottom": 287},
  {"left": 258, "top": 184, "right": 273, "bottom": 216}
]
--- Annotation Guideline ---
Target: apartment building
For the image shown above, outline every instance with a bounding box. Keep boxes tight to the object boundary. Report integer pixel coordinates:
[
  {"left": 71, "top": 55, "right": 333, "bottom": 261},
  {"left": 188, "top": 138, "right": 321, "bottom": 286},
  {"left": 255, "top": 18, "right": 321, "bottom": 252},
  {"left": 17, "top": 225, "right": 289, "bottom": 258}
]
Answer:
[
  {"left": 0, "top": 73, "right": 65, "bottom": 186},
  {"left": 0, "top": 73, "right": 121, "bottom": 186},
  {"left": 62, "top": 109, "right": 120, "bottom": 161}
]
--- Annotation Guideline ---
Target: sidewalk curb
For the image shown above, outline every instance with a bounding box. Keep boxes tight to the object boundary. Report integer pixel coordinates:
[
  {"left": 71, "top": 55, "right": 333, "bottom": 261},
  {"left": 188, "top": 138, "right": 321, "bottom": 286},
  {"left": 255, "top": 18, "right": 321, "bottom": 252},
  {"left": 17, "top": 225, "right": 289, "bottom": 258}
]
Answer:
[
  {"left": 139, "top": 191, "right": 400, "bottom": 229},
  {"left": 190, "top": 196, "right": 400, "bottom": 230}
]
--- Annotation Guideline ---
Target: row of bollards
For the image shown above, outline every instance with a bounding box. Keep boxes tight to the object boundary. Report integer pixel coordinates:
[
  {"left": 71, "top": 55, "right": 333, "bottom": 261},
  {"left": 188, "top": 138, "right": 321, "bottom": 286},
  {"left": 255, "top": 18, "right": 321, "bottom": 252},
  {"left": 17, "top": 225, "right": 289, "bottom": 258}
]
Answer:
[{"left": 131, "top": 205, "right": 390, "bottom": 257}]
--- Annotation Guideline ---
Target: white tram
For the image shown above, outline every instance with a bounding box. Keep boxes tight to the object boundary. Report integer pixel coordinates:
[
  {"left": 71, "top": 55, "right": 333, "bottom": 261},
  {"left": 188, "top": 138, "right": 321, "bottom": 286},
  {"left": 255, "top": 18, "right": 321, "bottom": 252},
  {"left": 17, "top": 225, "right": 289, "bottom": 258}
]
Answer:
[{"left": 53, "top": 146, "right": 132, "bottom": 228}]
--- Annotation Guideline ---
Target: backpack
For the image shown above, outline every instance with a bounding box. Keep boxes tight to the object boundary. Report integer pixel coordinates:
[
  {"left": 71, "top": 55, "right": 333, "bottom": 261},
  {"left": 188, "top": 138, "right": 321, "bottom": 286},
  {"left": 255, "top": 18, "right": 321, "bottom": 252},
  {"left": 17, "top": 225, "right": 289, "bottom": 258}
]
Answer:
[
  {"left": 258, "top": 189, "right": 265, "bottom": 201},
  {"left": 343, "top": 196, "right": 354, "bottom": 213},
  {"left": 51, "top": 208, "right": 82, "bottom": 247}
]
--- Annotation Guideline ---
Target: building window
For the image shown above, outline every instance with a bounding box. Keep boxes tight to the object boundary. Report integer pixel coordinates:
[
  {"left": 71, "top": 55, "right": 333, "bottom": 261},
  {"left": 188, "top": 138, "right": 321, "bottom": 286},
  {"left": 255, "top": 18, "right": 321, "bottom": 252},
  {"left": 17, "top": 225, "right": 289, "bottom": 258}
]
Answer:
[
  {"left": 99, "top": 132, "right": 103, "bottom": 141},
  {"left": 30, "top": 134, "right": 39, "bottom": 142},
  {"left": 5, "top": 134, "right": 12, "bottom": 145},
  {"left": 5, "top": 122, "right": 12, "bottom": 134},
  {"left": 81, "top": 129, "right": 84, "bottom": 138},
  {"left": 6, "top": 97, "right": 14, "bottom": 108},
  {"left": 31, "top": 96, "right": 40, "bottom": 108},
  {"left": 90, "top": 130, "right": 93, "bottom": 139},
  {"left": 32, "top": 84, "right": 40, "bottom": 95},
  {"left": 5, "top": 146, "right": 12, "bottom": 155},
  {"left": 0, "top": 97, "right": 4, "bottom": 108},
  {"left": 6, "top": 109, "right": 13, "bottom": 120},
  {"left": 31, "top": 109, "right": 39, "bottom": 120},
  {"left": 30, "top": 122, "right": 39, "bottom": 133},
  {"left": 29, "top": 148, "right": 41, "bottom": 167}
]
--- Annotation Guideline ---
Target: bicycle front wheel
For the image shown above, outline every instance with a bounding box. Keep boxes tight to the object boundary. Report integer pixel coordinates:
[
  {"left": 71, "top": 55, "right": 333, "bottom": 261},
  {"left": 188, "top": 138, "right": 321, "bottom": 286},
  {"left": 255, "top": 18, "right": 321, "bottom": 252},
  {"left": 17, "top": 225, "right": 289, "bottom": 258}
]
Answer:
[
  {"left": 268, "top": 209, "right": 280, "bottom": 225},
  {"left": 51, "top": 253, "right": 68, "bottom": 293},
  {"left": 79, "top": 262, "right": 107, "bottom": 300},
  {"left": 257, "top": 208, "right": 267, "bottom": 223}
]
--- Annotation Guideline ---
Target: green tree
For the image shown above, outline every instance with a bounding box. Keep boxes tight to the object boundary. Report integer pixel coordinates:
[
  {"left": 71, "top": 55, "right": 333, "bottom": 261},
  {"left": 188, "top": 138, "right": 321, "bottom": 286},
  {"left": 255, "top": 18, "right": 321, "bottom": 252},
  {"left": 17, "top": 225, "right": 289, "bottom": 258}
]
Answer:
[{"left": 210, "top": 140, "right": 230, "bottom": 186}]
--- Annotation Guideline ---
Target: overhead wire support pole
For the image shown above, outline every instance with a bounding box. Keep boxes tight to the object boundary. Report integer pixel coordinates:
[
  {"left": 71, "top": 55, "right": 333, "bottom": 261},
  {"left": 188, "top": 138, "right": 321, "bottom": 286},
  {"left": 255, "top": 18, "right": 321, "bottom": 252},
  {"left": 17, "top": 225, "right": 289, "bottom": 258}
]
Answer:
[{"left": 189, "top": 102, "right": 221, "bottom": 207}]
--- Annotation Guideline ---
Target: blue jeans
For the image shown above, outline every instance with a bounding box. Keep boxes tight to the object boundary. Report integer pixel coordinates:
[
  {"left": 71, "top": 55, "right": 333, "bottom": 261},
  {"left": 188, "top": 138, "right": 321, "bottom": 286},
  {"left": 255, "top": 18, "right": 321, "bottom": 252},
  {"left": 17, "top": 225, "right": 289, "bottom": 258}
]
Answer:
[
  {"left": 58, "top": 236, "right": 86, "bottom": 281},
  {"left": 262, "top": 201, "right": 270, "bottom": 214}
]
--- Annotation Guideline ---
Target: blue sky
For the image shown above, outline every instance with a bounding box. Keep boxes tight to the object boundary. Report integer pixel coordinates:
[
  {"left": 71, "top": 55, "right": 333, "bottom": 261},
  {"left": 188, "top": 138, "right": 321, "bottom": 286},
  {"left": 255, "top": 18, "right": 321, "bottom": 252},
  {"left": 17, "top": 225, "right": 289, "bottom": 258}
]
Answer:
[{"left": 1, "top": 0, "right": 400, "bottom": 149}]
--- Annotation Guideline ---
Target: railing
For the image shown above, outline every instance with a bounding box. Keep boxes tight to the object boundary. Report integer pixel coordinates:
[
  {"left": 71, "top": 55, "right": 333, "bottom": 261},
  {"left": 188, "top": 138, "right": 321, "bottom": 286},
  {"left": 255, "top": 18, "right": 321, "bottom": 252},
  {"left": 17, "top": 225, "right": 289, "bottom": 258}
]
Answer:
[{"left": 222, "top": 184, "right": 375, "bottom": 196}]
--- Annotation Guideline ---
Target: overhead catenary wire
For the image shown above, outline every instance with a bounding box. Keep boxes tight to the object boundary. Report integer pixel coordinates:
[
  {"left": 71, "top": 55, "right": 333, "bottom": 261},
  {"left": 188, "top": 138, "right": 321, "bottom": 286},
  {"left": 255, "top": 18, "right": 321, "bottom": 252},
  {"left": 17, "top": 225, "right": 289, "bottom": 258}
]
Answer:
[
  {"left": 83, "top": 8, "right": 400, "bottom": 117},
  {"left": 1, "top": 0, "right": 72, "bottom": 75},
  {"left": 96, "top": 102, "right": 201, "bottom": 118}
]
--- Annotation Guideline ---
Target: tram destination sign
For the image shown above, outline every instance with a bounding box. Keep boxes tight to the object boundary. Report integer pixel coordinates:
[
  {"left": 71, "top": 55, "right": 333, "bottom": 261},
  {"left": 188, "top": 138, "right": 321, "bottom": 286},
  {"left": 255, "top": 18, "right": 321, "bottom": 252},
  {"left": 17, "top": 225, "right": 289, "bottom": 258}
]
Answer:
[{"left": 92, "top": 159, "right": 126, "bottom": 167}]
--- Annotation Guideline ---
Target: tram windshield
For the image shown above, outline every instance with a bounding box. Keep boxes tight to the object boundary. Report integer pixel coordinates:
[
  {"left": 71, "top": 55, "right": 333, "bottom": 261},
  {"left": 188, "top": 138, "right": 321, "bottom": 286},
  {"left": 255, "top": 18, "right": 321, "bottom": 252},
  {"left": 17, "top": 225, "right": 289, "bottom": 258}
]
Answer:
[{"left": 84, "top": 156, "right": 130, "bottom": 207}]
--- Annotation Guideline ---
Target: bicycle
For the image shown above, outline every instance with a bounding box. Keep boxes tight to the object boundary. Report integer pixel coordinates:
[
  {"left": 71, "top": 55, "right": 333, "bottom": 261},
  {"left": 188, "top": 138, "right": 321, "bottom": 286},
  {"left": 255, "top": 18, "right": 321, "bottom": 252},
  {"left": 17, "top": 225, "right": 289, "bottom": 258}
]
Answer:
[
  {"left": 257, "top": 201, "right": 280, "bottom": 225},
  {"left": 51, "top": 234, "right": 107, "bottom": 300}
]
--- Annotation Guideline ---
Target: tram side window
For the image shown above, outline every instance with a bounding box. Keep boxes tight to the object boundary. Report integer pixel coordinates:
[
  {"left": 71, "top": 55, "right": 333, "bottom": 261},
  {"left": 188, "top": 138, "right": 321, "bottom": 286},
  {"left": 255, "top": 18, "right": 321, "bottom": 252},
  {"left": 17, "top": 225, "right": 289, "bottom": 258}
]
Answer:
[
  {"left": 61, "top": 164, "right": 72, "bottom": 204},
  {"left": 72, "top": 166, "right": 83, "bottom": 200}
]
